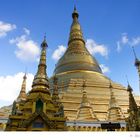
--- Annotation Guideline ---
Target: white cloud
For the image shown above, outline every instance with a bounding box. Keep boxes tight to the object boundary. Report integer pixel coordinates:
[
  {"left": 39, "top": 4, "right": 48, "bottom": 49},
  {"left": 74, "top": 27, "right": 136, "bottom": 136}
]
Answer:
[
  {"left": 86, "top": 39, "right": 108, "bottom": 57},
  {"left": 117, "top": 41, "right": 121, "bottom": 52},
  {"left": 100, "top": 64, "right": 110, "bottom": 74},
  {"left": 117, "top": 33, "right": 140, "bottom": 52},
  {"left": 121, "top": 33, "right": 129, "bottom": 44},
  {"left": 23, "top": 27, "right": 30, "bottom": 35},
  {"left": 52, "top": 45, "right": 66, "bottom": 61},
  {"left": 131, "top": 37, "right": 140, "bottom": 46},
  {"left": 0, "top": 72, "right": 34, "bottom": 102},
  {"left": 0, "top": 21, "right": 16, "bottom": 38},
  {"left": 9, "top": 28, "right": 40, "bottom": 62}
]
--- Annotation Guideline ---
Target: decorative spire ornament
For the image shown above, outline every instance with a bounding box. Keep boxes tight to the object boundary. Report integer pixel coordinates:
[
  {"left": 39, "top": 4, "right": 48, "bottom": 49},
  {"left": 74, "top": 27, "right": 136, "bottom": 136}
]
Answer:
[
  {"left": 127, "top": 84, "right": 138, "bottom": 112},
  {"left": 17, "top": 73, "right": 27, "bottom": 102},
  {"left": 31, "top": 35, "right": 49, "bottom": 94},
  {"left": 76, "top": 80, "right": 99, "bottom": 121},
  {"left": 132, "top": 46, "right": 140, "bottom": 92},
  {"left": 107, "top": 80, "right": 125, "bottom": 122}
]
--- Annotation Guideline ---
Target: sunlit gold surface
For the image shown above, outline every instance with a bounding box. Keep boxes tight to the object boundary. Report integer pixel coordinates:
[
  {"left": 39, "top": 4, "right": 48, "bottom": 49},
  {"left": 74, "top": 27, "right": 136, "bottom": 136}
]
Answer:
[
  {"left": 50, "top": 7, "right": 140, "bottom": 129},
  {"left": 5, "top": 38, "right": 66, "bottom": 131},
  {"left": 54, "top": 7, "right": 102, "bottom": 75},
  {"left": 2, "top": 7, "right": 140, "bottom": 131}
]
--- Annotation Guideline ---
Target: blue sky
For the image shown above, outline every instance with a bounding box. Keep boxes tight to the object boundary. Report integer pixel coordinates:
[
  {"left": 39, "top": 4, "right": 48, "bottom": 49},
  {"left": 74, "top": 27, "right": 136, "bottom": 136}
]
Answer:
[{"left": 0, "top": 0, "right": 140, "bottom": 107}]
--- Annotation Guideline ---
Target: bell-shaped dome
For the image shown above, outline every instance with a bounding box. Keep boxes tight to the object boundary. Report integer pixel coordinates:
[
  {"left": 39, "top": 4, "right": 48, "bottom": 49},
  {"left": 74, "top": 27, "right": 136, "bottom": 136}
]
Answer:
[{"left": 54, "top": 7, "right": 102, "bottom": 75}]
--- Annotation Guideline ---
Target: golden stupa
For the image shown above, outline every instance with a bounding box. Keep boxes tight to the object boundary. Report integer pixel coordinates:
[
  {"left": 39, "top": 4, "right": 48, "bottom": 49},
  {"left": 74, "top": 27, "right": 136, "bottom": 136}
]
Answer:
[
  {"left": 2, "top": 6, "right": 140, "bottom": 131},
  {"left": 5, "top": 37, "right": 66, "bottom": 131},
  {"left": 49, "top": 7, "right": 140, "bottom": 131}
]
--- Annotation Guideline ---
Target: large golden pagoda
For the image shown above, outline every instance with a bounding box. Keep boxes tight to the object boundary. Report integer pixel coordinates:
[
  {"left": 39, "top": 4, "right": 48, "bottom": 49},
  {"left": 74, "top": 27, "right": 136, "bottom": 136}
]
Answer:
[
  {"left": 5, "top": 37, "right": 66, "bottom": 131},
  {"left": 3, "top": 6, "right": 140, "bottom": 131},
  {"left": 49, "top": 7, "right": 140, "bottom": 131}
]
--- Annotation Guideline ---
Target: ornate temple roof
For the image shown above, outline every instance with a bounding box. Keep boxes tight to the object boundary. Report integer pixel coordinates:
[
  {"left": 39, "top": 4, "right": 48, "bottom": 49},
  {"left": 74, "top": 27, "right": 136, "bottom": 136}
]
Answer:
[{"left": 54, "top": 7, "right": 102, "bottom": 75}]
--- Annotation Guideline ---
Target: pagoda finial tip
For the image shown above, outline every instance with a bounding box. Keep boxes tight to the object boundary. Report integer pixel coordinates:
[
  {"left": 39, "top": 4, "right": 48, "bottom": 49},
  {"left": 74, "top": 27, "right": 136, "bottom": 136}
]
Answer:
[
  {"left": 23, "top": 73, "right": 27, "bottom": 80},
  {"left": 23, "top": 68, "right": 27, "bottom": 80},
  {"left": 72, "top": 5, "right": 79, "bottom": 19},
  {"left": 74, "top": 5, "right": 76, "bottom": 11},
  {"left": 41, "top": 33, "right": 48, "bottom": 48},
  {"left": 44, "top": 33, "right": 46, "bottom": 41}
]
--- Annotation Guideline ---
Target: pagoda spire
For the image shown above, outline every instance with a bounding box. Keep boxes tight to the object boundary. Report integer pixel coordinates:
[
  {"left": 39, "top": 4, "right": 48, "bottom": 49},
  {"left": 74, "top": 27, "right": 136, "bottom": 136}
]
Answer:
[
  {"left": 68, "top": 6, "right": 85, "bottom": 45},
  {"left": 107, "top": 80, "right": 124, "bottom": 122},
  {"left": 76, "top": 80, "right": 99, "bottom": 121},
  {"left": 72, "top": 5, "right": 79, "bottom": 19},
  {"left": 132, "top": 46, "right": 140, "bottom": 92},
  {"left": 31, "top": 35, "right": 49, "bottom": 93},
  {"left": 17, "top": 73, "right": 27, "bottom": 102},
  {"left": 108, "top": 81, "right": 118, "bottom": 108},
  {"left": 126, "top": 83, "right": 140, "bottom": 130},
  {"left": 127, "top": 84, "right": 138, "bottom": 112},
  {"left": 54, "top": 7, "right": 102, "bottom": 74}
]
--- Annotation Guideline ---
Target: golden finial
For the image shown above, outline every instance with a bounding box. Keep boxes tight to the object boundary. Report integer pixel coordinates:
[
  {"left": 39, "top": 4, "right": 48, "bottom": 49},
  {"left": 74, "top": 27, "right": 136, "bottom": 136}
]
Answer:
[
  {"left": 41, "top": 33, "right": 48, "bottom": 48},
  {"left": 72, "top": 5, "right": 79, "bottom": 19}
]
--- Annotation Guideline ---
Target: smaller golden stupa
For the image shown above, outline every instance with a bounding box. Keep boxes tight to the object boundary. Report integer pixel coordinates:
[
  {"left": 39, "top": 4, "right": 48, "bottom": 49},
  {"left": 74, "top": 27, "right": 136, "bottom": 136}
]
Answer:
[{"left": 5, "top": 37, "right": 66, "bottom": 131}]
